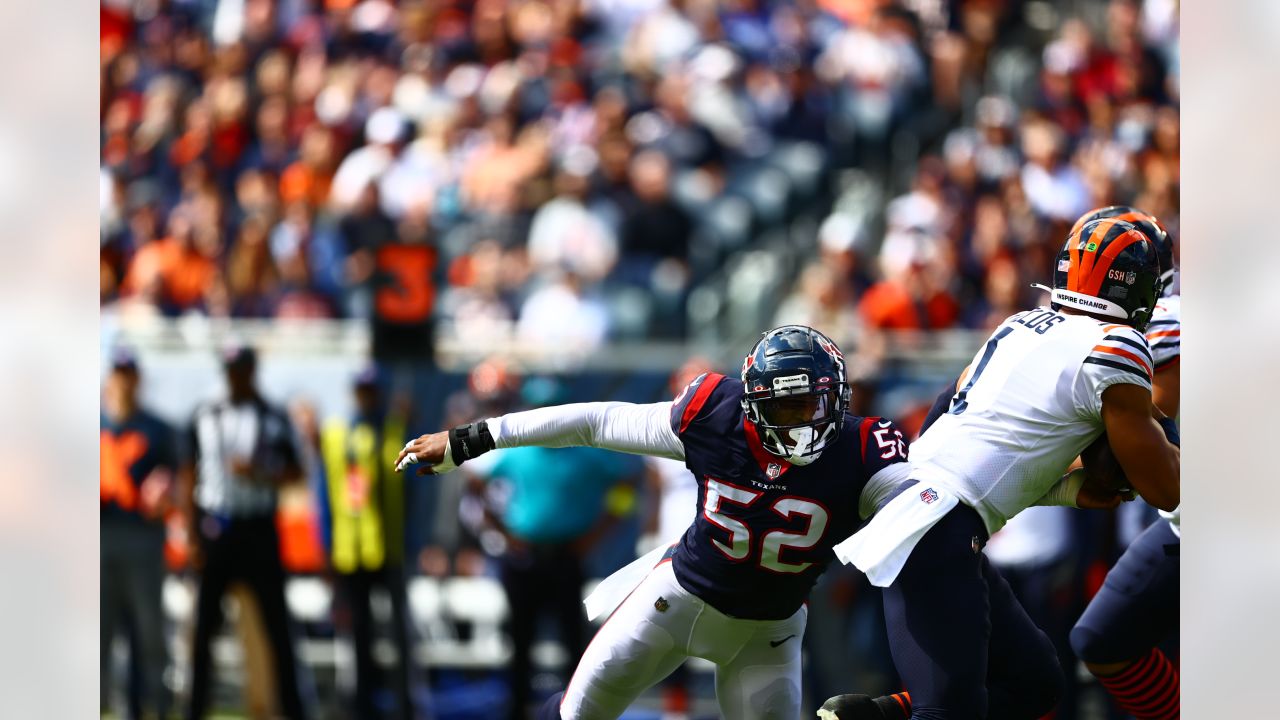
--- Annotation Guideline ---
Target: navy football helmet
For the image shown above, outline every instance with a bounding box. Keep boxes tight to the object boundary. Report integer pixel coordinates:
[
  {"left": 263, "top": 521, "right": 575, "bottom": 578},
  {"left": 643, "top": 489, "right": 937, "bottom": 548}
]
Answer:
[
  {"left": 1041, "top": 217, "right": 1161, "bottom": 331},
  {"left": 1070, "top": 205, "right": 1175, "bottom": 296},
  {"left": 741, "top": 325, "right": 851, "bottom": 466}
]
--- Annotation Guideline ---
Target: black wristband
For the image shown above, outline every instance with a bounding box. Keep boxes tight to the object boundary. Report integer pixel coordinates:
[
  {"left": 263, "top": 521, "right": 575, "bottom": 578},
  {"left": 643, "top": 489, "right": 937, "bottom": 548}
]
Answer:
[
  {"left": 1157, "top": 417, "right": 1180, "bottom": 447},
  {"left": 449, "top": 421, "right": 495, "bottom": 466}
]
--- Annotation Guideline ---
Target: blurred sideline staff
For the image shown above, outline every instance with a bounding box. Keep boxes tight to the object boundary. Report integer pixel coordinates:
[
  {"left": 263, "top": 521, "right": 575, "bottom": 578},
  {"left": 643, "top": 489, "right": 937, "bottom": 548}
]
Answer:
[
  {"left": 461, "top": 378, "right": 642, "bottom": 720},
  {"left": 101, "top": 351, "right": 178, "bottom": 719},
  {"left": 178, "top": 345, "right": 311, "bottom": 720},
  {"left": 317, "top": 367, "right": 418, "bottom": 719}
]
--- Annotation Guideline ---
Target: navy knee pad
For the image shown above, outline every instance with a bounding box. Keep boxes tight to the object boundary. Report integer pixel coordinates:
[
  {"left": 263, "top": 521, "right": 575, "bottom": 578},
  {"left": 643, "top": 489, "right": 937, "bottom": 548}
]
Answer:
[
  {"left": 1069, "top": 623, "right": 1106, "bottom": 664},
  {"left": 1070, "top": 522, "right": 1178, "bottom": 664}
]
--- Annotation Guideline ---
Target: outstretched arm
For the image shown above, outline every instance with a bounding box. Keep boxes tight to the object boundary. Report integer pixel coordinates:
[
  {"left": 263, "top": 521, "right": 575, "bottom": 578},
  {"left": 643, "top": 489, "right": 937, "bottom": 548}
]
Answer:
[{"left": 395, "top": 401, "right": 685, "bottom": 474}]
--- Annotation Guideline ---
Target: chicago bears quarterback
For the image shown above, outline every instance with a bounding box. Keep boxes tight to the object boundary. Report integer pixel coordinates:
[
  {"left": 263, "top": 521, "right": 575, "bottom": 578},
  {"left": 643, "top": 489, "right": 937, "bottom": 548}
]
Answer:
[
  {"left": 397, "top": 325, "right": 912, "bottom": 720},
  {"left": 1066, "top": 206, "right": 1182, "bottom": 720},
  {"left": 818, "top": 217, "right": 1181, "bottom": 720}
]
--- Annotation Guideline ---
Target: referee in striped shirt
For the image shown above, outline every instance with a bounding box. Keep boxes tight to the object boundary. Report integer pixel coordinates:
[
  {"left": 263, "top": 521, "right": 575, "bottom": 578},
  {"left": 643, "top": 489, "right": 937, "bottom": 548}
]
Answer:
[{"left": 179, "top": 346, "right": 310, "bottom": 719}]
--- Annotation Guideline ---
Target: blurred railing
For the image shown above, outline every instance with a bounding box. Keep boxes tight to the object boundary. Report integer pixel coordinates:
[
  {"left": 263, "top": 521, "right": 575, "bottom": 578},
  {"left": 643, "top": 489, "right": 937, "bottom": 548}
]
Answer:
[
  {"left": 104, "top": 316, "right": 987, "bottom": 373},
  {"left": 103, "top": 315, "right": 987, "bottom": 426}
]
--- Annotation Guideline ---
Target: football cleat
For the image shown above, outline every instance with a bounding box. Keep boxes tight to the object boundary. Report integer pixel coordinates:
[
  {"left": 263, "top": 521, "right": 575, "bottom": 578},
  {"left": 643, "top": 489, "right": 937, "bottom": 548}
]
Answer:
[{"left": 817, "top": 694, "right": 880, "bottom": 720}]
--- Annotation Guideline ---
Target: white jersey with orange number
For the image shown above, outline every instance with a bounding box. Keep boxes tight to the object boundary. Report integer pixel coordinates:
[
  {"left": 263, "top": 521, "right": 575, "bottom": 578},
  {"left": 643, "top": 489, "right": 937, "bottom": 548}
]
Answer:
[{"left": 909, "top": 307, "right": 1154, "bottom": 535}]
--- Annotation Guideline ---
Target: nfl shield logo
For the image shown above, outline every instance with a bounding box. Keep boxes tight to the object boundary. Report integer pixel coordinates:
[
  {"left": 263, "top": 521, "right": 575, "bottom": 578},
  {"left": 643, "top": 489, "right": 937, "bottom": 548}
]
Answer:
[
  {"left": 1057, "top": 259, "right": 1071, "bottom": 272},
  {"left": 654, "top": 596, "right": 670, "bottom": 613},
  {"left": 920, "top": 488, "right": 939, "bottom": 504},
  {"left": 766, "top": 463, "right": 782, "bottom": 479},
  {"left": 1125, "top": 271, "right": 1137, "bottom": 285}
]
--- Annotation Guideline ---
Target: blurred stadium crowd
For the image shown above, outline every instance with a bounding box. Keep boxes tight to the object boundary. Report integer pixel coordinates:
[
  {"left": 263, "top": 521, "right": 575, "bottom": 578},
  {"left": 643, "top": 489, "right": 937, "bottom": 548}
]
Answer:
[
  {"left": 99, "top": 0, "right": 1180, "bottom": 718},
  {"left": 100, "top": 0, "right": 1179, "bottom": 347}
]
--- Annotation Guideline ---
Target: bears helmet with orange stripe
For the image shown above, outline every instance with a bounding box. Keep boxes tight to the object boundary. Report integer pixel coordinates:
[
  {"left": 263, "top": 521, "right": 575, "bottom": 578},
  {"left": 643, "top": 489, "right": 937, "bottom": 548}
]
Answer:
[
  {"left": 1070, "top": 205, "right": 1175, "bottom": 295},
  {"left": 1038, "top": 217, "right": 1161, "bottom": 331}
]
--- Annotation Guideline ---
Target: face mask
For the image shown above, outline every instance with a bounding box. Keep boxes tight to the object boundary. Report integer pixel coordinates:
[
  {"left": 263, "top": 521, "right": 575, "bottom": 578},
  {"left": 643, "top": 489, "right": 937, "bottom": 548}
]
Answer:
[{"left": 776, "top": 423, "right": 840, "bottom": 466}]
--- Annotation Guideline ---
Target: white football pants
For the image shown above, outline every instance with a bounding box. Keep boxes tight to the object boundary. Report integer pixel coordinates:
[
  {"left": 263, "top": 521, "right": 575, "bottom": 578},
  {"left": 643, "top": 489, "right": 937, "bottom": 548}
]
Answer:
[{"left": 559, "top": 561, "right": 807, "bottom": 720}]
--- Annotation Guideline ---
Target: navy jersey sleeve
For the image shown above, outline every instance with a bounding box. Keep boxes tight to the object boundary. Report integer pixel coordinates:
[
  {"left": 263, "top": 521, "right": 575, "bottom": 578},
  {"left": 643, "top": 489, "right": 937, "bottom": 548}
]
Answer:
[
  {"left": 918, "top": 379, "right": 959, "bottom": 438},
  {"left": 855, "top": 416, "right": 910, "bottom": 478},
  {"left": 668, "top": 371, "right": 729, "bottom": 438}
]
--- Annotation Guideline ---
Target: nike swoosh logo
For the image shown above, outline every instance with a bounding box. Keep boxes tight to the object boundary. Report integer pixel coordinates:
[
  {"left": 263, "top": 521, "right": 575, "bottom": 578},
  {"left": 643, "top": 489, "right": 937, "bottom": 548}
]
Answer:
[{"left": 769, "top": 634, "right": 797, "bottom": 648}]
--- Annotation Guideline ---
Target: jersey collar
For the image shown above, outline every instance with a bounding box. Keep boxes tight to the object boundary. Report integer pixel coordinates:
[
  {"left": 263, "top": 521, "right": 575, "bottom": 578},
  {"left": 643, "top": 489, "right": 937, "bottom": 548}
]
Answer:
[{"left": 743, "top": 417, "right": 792, "bottom": 479}]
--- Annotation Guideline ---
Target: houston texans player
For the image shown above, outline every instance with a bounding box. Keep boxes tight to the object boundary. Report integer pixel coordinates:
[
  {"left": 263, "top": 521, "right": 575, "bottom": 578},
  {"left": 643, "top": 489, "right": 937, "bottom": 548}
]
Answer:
[
  {"left": 1067, "top": 207, "right": 1182, "bottom": 720},
  {"left": 396, "top": 325, "right": 913, "bottom": 720},
  {"left": 818, "top": 218, "right": 1181, "bottom": 720}
]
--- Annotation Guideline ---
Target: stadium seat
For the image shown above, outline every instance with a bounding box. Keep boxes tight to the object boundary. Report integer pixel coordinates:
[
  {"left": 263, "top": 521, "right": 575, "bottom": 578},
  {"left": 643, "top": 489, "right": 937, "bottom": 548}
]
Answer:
[
  {"left": 407, "top": 575, "right": 454, "bottom": 643},
  {"left": 441, "top": 576, "right": 509, "bottom": 625}
]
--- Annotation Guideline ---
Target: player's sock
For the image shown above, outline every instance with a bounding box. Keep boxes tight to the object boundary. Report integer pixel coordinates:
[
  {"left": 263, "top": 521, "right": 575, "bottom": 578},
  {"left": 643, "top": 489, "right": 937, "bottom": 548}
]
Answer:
[
  {"left": 872, "top": 692, "right": 911, "bottom": 719},
  {"left": 662, "top": 682, "right": 690, "bottom": 715},
  {"left": 1095, "top": 648, "right": 1179, "bottom": 720}
]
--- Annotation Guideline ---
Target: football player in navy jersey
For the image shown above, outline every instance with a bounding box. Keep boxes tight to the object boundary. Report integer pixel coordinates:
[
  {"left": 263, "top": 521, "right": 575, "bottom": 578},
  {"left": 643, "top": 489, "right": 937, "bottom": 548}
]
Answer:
[{"left": 396, "top": 325, "right": 914, "bottom": 720}]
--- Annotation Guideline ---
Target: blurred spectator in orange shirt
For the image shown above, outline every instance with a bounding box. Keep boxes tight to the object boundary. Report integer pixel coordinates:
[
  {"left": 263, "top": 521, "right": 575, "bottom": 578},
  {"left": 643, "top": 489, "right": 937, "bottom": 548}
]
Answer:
[
  {"left": 280, "top": 124, "right": 337, "bottom": 208},
  {"left": 859, "top": 227, "right": 959, "bottom": 331},
  {"left": 122, "top": 207, "right": 219, "bottom": 314}
]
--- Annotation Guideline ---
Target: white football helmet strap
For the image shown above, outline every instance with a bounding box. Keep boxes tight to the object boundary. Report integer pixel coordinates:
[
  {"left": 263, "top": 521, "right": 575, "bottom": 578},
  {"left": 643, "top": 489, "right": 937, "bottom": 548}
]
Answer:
[
  {"left": 1032, "top": 283, "right": 1130, "bottom": 321},
  {"left": 763, "top": 421, "right": 839, "bottom": 466}
]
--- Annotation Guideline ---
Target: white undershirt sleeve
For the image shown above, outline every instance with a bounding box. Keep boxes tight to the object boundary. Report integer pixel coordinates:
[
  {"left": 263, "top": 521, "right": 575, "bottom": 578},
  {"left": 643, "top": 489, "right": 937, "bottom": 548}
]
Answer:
[
  {"left": 1033, "top": 469, "right": 1085, "bottom": 508},
  {"left": 487, "top": 402, "right": 686, "bottom": 462},
  {"left": 858, "top": 462, "right": 912, "bottom": 519}
]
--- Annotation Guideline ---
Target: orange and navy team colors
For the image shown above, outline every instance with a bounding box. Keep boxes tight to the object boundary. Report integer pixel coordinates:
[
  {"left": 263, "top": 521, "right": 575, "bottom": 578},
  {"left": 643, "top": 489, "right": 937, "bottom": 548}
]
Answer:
[
  {"left": 1085, "top": 324, "right": 1157, "bottom": 384},
  {"left": 1146, "top": 298, "right": 1180, "bottom": 371},
  {"left": 1061, "top": 218, "right": 1151, "bottom": 299},
  {"left": 101, "top": 410, "right": 177, "bottom": 531},
  {"left": 1086, "top": 324, "right": 1153, "bottom": 383}
]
